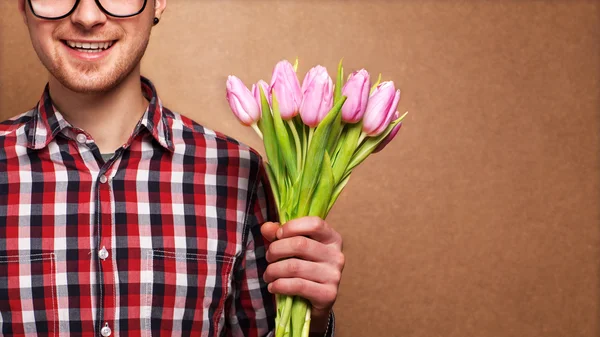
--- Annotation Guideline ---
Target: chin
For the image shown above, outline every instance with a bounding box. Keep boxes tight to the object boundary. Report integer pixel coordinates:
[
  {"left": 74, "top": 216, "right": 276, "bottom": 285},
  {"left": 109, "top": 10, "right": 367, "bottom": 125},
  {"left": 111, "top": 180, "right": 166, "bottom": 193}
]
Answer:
[{"left": 51, "top": 63, "right": 134, "bottom": 95}]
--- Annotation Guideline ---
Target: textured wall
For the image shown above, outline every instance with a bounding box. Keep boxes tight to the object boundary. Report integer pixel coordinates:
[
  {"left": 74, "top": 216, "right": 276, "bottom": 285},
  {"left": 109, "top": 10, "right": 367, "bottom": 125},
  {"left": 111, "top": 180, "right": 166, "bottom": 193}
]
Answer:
[{"left": 1, "top": 1, "right": 599, "bottom": 336}]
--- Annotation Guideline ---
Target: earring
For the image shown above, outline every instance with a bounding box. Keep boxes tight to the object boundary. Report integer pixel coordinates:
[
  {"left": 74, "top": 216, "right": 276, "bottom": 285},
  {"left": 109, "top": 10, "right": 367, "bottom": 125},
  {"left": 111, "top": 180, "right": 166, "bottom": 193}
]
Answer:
[{"left": 153, "top": 17, "right": 160, "bottom": 25}]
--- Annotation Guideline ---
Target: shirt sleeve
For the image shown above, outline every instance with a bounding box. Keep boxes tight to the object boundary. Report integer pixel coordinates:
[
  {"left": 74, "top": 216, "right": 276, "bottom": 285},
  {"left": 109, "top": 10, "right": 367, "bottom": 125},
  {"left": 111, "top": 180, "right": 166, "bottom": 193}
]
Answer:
[{"left": 226, "top": 158, "right": 278, "bottom": 337}]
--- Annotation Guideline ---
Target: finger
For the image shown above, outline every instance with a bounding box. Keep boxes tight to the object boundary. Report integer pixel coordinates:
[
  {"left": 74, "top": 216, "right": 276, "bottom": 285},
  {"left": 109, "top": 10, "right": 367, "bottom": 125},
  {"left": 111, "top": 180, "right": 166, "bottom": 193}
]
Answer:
[
  {"left": 263, "top": 258, "right": 341, "bottom": 285},
  {"left": 279, "top": 217, "right": 341, "bottom": 247},
  {"left": 260, "top": 221, "right": 281, "bottom": 243},
  {"left": 266, "top": 236, "right": 335, "bottom": 263},
  {"left": 268, "top": 278, "right": 338, "bottom": 311}
]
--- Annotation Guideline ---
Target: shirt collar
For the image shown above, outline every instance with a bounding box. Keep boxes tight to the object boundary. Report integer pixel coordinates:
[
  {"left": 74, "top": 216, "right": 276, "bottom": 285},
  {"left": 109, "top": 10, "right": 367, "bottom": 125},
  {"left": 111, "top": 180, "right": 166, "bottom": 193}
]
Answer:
[{"left": 25, "top": 76, "right": 175, "bottom": 153}]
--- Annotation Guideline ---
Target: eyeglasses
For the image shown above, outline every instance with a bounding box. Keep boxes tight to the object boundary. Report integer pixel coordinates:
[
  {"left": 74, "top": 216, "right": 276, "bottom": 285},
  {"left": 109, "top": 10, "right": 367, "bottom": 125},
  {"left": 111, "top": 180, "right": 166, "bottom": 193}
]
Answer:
[{"left": 28, "top": 0, "right": 148, "bottom": 20}]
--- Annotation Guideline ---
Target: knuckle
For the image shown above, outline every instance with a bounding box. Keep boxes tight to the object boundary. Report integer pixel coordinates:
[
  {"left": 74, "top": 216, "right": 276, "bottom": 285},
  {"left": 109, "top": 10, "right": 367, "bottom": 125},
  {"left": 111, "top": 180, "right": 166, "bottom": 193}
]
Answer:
[
  {"left": 331, "top": 269, "right": 342, "bottom": 284},
  {"left": 335, "top": 252, "right": 346, "bottom": 270},
  {"left": 293, "top": 236, "right": 309, "bottom": 251},
  {"left": 286, "top": 260, "right": 301, "bottom": 275},
  {"left": 320, "top": 286, "right": 337, "bottom": 304},
  {"left": 336, "top": 231, "right": 343, "bottom": 245}
]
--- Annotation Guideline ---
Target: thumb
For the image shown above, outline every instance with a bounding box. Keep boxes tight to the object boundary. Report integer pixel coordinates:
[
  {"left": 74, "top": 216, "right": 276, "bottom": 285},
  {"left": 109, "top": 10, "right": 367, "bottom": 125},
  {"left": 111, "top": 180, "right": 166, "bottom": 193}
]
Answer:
[{"left": 260, "top": 221, "right": 280, "bottom": 243}]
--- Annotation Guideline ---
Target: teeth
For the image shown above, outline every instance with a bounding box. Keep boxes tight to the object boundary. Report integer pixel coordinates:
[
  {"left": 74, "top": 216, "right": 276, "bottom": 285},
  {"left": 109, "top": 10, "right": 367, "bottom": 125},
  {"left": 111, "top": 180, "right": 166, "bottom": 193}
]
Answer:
[{"left": 65, "top": 40, "right": 114, "bottom": 50}]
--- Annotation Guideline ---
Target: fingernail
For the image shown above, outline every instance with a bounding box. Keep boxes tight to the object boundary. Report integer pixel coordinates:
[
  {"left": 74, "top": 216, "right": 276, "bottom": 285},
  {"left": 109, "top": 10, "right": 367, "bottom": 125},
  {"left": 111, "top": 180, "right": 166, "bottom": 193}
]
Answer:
[
  {"left": 276, "top": 228, "right": 283, "bottom": 239},
  {"left": 267, "top": 283, "right": 273, "bottom": 293}
]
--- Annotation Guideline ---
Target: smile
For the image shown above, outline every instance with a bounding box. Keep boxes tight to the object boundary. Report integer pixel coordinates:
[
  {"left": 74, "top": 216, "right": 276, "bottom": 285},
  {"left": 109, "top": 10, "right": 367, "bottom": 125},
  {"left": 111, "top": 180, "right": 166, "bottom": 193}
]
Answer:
[{"left": 62, "top": 40, "right": 116, "bottom": 53}]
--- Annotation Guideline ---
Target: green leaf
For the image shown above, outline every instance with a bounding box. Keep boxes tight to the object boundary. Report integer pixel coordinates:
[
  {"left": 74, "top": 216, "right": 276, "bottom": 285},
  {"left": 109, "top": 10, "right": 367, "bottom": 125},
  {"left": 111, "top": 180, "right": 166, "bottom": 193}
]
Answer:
[
  {"left": 325, "top": 173, "right": 352, "bottom": 217},
  {"left": 272, "top": 93, "right": 298, "bottom": 179},
  {"left": 370, "top": 73, "right": 382, "bottom": 94},
  {"left": 264, "top": 163, "right": 280, "bottom": 211},
  {"left": 346, "top": 112, "right": 407, "bottom": 173},
  {"left": 334, "top": 58, "right": 344, "bottom": 103},
  {"left": 326, "top": 104, "right": 343, "bottom": 156},
  {"left": 308, "top": 152, "right": 335, "bottom": 218},
  {"left": 258, "top": 87, "right": 284, "bottom": 189},
  {"left": 296, "top": 96, "right": 347, "bottom": 217},
  {"left": 331, "top": 122, "right": 362, "bottom": 184}
]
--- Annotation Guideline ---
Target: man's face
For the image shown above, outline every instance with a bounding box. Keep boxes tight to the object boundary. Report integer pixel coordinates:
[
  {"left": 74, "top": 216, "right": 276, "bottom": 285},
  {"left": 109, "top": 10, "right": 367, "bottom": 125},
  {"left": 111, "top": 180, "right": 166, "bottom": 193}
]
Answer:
[{"left": 19, "top": 0, "right": 166, "bottom": 94}]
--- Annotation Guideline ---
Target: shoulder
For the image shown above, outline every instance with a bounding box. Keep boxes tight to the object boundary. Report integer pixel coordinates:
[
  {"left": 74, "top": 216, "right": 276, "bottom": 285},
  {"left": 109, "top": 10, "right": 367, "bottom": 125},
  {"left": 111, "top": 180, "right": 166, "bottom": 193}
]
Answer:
[
  {"left": 0, "top": 109, "right": 35, "bottom": 144},
  {"left": 165, "top": 107, "right": 265, "bottom": 178}
]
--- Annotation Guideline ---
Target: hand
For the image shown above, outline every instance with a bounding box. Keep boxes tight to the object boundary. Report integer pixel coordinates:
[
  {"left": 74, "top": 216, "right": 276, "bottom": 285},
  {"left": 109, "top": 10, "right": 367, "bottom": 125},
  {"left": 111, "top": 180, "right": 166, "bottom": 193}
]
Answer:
[{"left": 261, "top": 216, "right": 345, "bottom": 334}]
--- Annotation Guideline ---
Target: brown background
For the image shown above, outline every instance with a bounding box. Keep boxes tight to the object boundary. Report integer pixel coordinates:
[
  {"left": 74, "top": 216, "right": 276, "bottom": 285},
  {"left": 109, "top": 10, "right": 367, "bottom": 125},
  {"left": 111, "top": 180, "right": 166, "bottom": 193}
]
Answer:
[{"left": 1, "top": 1, "right": 599, "bottom": 336}]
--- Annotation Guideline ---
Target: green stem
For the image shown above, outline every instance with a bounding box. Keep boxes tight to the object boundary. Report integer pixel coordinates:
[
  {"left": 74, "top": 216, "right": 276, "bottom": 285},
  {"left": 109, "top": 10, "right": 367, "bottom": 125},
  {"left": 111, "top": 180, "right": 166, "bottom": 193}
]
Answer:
[
  {"left": 357, "top": 131, "right": 367, "bottom": 147},
  {"left": 307, "top": 127, "right": 315, "bottom": 150},
  {"left": 287, "top": 119, "right": 303, "bottom": 175},
  {"left": 276, "top": 295, "right": 294, "bottom": 337},
  {"left": 251, "top": 123, "right": 263, "bottom": 139},
  {"left": 301, "top": 306, "right": 312, "bottom": 337},
  {"left": 302, "top": 124, "right": 308, "bottom": 171}
]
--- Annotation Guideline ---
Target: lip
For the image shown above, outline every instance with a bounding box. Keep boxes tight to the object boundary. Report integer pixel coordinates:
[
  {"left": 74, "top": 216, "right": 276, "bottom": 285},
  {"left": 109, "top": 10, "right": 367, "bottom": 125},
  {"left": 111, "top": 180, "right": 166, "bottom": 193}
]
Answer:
[{"left": 61, "top": 39, "right": 117, "bottom": 61}]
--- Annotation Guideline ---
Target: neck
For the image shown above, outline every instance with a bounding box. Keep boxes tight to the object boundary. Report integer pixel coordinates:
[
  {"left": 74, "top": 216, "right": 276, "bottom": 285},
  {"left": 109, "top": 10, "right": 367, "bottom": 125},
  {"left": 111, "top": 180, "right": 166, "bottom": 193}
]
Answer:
[{"left": 48, "top": 66, "right": 149, "bottom": 154}]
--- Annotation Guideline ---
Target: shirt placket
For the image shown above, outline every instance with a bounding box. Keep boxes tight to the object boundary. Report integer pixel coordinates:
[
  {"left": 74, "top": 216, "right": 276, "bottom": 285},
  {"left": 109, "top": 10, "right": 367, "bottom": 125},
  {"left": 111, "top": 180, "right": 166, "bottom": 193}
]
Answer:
[
  {"left": 72, "top": 127, "right": 118, "bottom": 337},
  {"left": 97, "top": 162, "right": 116, "bottom": 337}
]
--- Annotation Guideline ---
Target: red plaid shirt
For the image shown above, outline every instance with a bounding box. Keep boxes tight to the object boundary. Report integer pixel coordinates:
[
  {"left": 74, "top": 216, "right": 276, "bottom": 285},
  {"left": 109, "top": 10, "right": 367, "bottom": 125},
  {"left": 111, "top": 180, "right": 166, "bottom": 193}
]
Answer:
[{"left": 0, "top": 77, "right": 334, "bottom": 337}]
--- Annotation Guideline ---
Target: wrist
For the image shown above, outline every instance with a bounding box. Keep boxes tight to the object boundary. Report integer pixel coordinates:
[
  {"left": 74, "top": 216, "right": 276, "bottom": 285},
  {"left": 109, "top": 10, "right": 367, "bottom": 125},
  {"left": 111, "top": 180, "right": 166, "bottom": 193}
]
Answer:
[{"left": 309, "top": 309, "right": 332, "bottom": 336}]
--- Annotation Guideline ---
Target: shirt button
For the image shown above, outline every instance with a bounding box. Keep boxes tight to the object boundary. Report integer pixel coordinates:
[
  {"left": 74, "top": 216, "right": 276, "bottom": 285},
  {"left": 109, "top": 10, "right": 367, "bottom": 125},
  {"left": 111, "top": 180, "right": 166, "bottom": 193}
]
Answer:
[
  {"left": 99, "top": 175, "right": 108, "bottom": 184},
  {"left": 98, "top": 247, "right": 109, "bottom": 260},
  {"left": 101, "top": 323, "right": 112, "bottom": 337},
  {"left": 76, "top": 133, "right": 87, "bottom": 144}
]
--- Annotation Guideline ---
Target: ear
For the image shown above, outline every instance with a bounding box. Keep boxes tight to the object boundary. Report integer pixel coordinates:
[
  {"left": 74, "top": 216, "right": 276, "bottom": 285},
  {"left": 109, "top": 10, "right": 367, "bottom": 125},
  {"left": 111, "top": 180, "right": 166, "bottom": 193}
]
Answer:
[
  {"left": 18, "top": 0, "right": 27, "bottom": 24},
  {"left": 154, "top": 0, "right": 167, "bottom": 21}
]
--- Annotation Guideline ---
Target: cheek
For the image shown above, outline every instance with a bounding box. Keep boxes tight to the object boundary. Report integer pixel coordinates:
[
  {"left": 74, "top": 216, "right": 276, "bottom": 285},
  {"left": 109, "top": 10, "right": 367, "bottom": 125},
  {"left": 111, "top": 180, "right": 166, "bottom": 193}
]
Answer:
[{"left": 27, "top": 23, "right": 60, "bottom": 64}]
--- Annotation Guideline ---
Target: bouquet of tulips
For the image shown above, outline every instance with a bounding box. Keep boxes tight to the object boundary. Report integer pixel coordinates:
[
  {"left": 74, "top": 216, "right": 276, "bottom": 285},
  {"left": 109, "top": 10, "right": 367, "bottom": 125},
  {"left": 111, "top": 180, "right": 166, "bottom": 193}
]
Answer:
[{"left": 226, "top": 59, "right": 406, "bottom": 337}]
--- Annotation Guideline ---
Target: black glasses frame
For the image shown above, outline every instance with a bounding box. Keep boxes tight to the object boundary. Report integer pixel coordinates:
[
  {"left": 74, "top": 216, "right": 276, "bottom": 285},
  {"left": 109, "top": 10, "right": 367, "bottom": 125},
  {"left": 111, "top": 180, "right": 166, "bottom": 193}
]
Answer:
[{"left": 27, "top": 0, "right": 148, "bottom": 20}]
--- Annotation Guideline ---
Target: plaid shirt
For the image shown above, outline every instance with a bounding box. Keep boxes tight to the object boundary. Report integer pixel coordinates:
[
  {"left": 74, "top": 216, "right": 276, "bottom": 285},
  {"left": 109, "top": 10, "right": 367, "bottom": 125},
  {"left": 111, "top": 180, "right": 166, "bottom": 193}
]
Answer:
[{"left": 0, "top": 77, "right": 334, "bottom": 337}]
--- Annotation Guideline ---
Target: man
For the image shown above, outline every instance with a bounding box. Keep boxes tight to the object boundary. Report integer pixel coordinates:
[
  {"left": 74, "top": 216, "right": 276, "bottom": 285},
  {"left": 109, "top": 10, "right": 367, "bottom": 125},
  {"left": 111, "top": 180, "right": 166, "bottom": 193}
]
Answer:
[{"left": 0, "top": 0, "right": 345, "bottom": 336}]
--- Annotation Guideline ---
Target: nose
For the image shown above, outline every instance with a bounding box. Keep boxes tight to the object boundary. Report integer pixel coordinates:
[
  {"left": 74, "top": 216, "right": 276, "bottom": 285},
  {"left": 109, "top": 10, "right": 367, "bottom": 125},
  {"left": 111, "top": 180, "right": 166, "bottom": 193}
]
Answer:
[{"left": 70, "top": 0, "right": 107, "bottom": 30}]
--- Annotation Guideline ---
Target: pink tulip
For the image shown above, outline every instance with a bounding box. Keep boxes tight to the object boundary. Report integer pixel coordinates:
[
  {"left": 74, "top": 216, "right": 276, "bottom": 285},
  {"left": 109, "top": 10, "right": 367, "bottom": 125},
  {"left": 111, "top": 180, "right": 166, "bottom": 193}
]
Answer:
[
  {"left": 226, "top": 75, "right": 261, "bottom": 126},
  {"left": 341, "top": 69, "right": 370, "bottom": 123},
  {"left": 362, "top": 82, "right": 400, "bottom": 137},
  {"left": 252, "top": 80, "right": 271, "bottom": 113},
  {"left": 270, "top": 60, "right": 303, "bottom": 119},
  {"left": 299, "top": 66, "right": 334, "bottom": 127},
  {"left": 373, "top": 113, "right": 402, "bottom": 153}
]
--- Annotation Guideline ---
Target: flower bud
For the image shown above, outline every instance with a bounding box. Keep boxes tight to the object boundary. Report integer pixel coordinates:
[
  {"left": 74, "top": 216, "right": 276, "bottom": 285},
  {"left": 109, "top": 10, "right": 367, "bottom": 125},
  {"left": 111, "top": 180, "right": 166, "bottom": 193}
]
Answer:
[
  {"left": 373, "top": 112, "right": 402, "bottom": 153},
  {"left": 269, "top": 60, "right": 303, "bottom": 119},
  {"left": 299, "top": 66, "right": 334, "bottom": 127},
  {"left": 341, "top": 69, "right": 370, "bottom": 123},
  {"left": 226, "top": 75, "right": 260, "bottom": 125},
  {"left": 362, "top": 82, "right": 400, "bottom": 137},
  {"left": 252, "top": 80, "right": 270, "bottom": 113}
]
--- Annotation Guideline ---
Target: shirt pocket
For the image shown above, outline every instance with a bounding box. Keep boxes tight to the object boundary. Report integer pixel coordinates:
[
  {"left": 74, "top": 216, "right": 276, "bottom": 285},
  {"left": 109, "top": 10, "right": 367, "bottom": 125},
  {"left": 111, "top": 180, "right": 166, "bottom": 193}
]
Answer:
[
  {"left": 0, "top": 252, "right": 57, "bottom": 337},
  {"left": 143, "top": 249, "right": 235, "bottom": 337}
]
